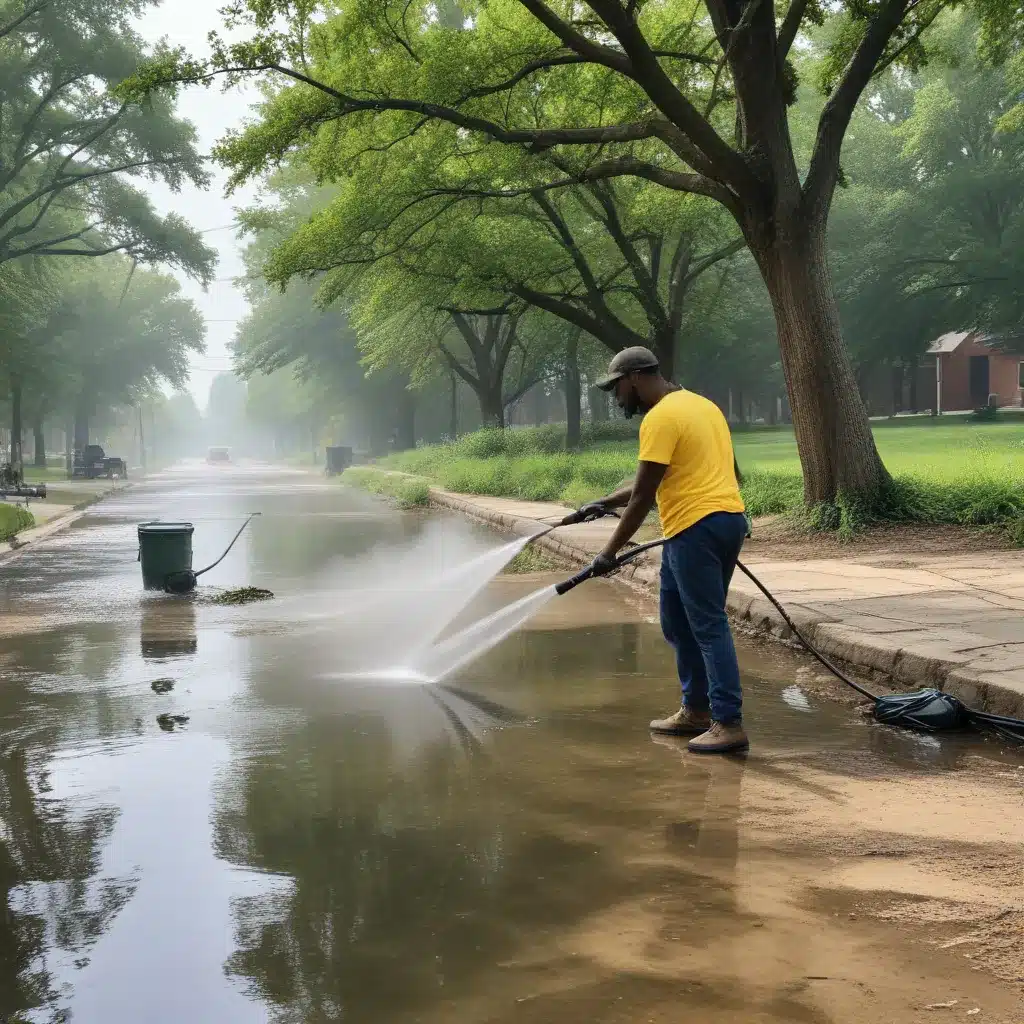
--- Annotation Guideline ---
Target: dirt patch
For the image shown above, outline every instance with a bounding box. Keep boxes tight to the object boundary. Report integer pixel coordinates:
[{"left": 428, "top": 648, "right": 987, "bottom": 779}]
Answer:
[
  {"left": 745, "top": 518, "right": 1014, "bottom": 563},
  {"left": 741, "top": 758, "right": 1024, "bottom": 987}
]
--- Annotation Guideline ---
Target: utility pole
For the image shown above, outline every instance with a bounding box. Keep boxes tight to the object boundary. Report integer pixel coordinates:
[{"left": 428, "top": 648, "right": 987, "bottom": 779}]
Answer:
[{"left": 138, "top": 403, "right": 146, "bottom": 471}]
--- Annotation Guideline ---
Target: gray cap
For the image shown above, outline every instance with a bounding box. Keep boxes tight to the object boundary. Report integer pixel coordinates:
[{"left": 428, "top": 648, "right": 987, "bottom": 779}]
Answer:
[{"left": 594, "top": 346, "right": 659, "bottom": 391}]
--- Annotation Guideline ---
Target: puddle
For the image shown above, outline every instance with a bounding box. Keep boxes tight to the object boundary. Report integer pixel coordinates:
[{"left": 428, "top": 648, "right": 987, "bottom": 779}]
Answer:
[{"left": 0, "top": 462, "right": 1021, "bottom": 1023}]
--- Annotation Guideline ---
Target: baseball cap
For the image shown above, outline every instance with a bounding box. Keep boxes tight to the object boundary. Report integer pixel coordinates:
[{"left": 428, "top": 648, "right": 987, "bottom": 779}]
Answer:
[{"left": 594, "top": 346, "right": 660, "bottom": 391}]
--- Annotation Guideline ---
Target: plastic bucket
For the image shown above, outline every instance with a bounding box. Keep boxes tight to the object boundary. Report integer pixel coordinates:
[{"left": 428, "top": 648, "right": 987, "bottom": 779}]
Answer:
[{"left": 138, "top": 522, "right": 194, "bottom": 591}]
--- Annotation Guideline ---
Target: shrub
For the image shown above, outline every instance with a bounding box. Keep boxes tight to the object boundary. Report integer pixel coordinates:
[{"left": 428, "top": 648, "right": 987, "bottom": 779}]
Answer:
[
  {"left": 340, "top": 467, "right": 431, "bottom": 508},
  {"left": 0, "top": 504, "right": 34, "bottom": 541},
  {"left": 969, "top": 405, "right": 1000, "bottom": 422}
]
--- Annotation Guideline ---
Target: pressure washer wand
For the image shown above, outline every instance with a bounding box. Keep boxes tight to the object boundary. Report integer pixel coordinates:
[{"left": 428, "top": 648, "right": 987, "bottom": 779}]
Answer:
[{"left": 554, "top": 537, "right": 666, "bottom": 595}]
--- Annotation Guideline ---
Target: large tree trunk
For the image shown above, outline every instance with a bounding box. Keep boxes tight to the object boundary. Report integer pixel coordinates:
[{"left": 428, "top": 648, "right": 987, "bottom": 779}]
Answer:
[
  {"left": 564, "top": 329, "right": 581, "bottom": 448},
  {"left": 476, "top": 386, "right": 505, "bottom": 429},
  {"left": 33, "top": 417, "right": 46, "bottom": 468},
  {"left": 650, "top": 325, "right": 676, "bottom": 381},
  {"left": 9, "top": 378, "right": 22, "bottom": 475},
  {"left": 758, "top": 221, "right": 890, "bottom": 505}
]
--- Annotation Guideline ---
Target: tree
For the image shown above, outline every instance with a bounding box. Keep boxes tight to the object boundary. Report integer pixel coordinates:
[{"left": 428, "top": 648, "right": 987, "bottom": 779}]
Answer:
[
  {"left": 121, "top": 0, "right": 1003, "bottom": 507},
  {"left": 0, "top": 256, "right": 61, "bottom": 470},
  {"left": 821, "top": 13, "right": 1024, "bottom": 399},
  {"left": 0, "top": 0, "right": 214, "bottom": 277},
  {"left": 52, "top": 258, "right": 206, "bottom": 452}
]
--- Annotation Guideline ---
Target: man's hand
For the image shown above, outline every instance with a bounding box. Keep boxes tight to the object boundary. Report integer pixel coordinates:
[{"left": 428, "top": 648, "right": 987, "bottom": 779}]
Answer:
[
  {"left": 560, "top": 501, "right": 608, "bottom": 526},
  {"left": 591, "top": 550, "right": 618, "bottom": 577}
]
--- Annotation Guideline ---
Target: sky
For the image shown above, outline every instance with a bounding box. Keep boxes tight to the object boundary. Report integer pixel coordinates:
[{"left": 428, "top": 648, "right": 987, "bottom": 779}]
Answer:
[{"left": 135, "top": 2, "right": 262, "bottom": 412}]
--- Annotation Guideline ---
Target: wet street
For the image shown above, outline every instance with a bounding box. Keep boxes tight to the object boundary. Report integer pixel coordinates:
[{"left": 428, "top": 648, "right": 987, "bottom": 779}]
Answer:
[{"left": 1, "top": 464, "right": 1022, "bottom": 1023}]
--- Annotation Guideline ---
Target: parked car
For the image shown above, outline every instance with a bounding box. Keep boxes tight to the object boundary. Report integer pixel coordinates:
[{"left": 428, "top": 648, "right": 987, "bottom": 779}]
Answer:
[
  {"left": 207, "top": 446, "right": 231, "bottom": 464},
  {"left": 72, "top": 445, "right": 127, "bottom": 480}
]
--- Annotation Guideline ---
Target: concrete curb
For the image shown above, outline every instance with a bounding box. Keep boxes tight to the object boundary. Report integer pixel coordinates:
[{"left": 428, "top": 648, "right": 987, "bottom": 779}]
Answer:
[
  {"left": 427, "top": 487, "right": 1024, "bottom": 719},
  {"left": 0, "top": 482, "right": 133, "bottom": 565}
]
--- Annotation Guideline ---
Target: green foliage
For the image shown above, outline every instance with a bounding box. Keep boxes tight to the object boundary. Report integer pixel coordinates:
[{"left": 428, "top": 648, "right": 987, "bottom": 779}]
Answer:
[
  {"left": 0, "top": 0, "right": 215, "bottom": 276},
  {"left": 340, "top": 467, "right": 431, "bottom": 507},
  {"left": 502, "top": 545, "right": 567, "bottom": 574},
  {"left": 828, "top": 13, "right": 1024, "bottom": 354},
  {"left": 970, "top": 405, "right": 1000, "bottom": 422},
  {"left": 0, "top": 503, "right": 33, "bottom": 541},
  {"left": 380, "top": 417, "right": 1024, "bottom": 542}
]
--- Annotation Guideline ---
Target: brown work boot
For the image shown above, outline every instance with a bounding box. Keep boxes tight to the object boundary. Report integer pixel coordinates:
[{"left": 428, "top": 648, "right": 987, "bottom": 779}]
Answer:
[
  {"left": 687, "top": 721, "right": 749, "bottom": 754},
  {"left": 649, "top": 706, "right": 711, "bottom": 735}
]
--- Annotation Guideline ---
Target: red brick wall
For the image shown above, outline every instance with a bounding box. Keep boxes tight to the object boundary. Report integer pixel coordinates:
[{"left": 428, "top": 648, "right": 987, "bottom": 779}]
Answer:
[
  {"left": 939, "top": 334, "right": 1024, "bottom": 410},
  {"left": 989, "top": 354, "right": 1023, "bottom": 407}
]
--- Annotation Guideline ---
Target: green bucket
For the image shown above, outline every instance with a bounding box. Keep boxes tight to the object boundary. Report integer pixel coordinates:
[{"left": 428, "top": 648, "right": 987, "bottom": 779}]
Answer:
[{"left": 138, "top": 522, "right": 195, "bottom": 591}]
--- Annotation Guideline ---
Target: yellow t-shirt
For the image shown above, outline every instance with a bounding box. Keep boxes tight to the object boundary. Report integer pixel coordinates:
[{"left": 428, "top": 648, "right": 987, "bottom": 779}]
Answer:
[{"left": 638, "top": 389, "right": 744, "bottom": 539}]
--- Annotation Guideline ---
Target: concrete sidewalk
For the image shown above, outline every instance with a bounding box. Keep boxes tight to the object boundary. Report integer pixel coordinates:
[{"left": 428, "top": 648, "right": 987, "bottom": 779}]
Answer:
[
  {"left": 0, "top": 478, "right": 132, "bottom": 561},
  {"left": 430, "top": 489, "right": 1024, "bottom": 718}
]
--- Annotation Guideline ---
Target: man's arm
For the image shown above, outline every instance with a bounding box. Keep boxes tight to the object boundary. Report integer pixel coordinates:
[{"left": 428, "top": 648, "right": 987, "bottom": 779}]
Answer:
[
  {"left": 598, "top": 460, "right": 667, "bottom": 560},
  {"left": 597, "top": 480, "right": 635, "bottom": 509}
]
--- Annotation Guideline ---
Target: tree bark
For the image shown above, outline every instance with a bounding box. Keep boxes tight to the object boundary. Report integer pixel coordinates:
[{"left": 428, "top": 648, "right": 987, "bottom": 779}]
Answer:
[
  {"left": 564, "top": 328, "right": 582, "bottom": 448},
  {"left": 9, "top": 378, "right": 22, "bottom": 474},
  {"left": 33, "top": 417, "right": 45, "bottom": 468},
  {"left": 477, "top": 386, "right": 505, "bottom": 429},
  {"left": 650, "top": 323, "right": 676, "bottom": 381},
  {"left": 757, "top": 220, "right": 890, "bottom": 505},
  {"left": 590, "top": 386, "right": 609, "bottom": 422}
]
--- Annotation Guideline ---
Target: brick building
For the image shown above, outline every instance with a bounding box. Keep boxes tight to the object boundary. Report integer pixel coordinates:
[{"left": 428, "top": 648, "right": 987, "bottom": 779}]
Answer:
[{"left": 927, "top": 331, "right": 1023, "bottom": 412}]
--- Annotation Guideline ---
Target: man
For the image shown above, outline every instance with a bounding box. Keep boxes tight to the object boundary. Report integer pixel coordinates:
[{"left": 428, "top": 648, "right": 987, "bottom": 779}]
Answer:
[{"left": 578, "top": 347, "right": 748, "bottom": 754}]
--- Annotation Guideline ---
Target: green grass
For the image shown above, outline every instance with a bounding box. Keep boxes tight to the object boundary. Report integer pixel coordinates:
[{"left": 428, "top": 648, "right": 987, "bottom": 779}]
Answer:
[
  {"left": 377, "top": 416, "right": 1024, "bottom": 541},
  {"left": 0, "top": 503, "right": 35, "bottom": 541},
  {"left": 341, "top": 466, "right": 431, "bottom": 508},
  {"left": 502, "top": 544, "right": 569, "bottom": 573}
]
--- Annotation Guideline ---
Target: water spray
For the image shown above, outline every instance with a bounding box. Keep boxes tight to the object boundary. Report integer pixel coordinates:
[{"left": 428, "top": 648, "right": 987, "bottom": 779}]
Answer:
[{"left": 542, "top": 505, "right": 1024, "bottom": 743}]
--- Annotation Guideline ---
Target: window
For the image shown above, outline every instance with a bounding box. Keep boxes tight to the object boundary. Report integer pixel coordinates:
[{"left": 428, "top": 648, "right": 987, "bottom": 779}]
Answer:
[{"left": 1020, "top": 361, "right": 1024, "bottom": 390}]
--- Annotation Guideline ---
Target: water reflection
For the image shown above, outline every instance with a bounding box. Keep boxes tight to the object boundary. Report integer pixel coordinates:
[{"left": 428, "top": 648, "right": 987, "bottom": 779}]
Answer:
[
  {"left": 140, "top": 597, "right": 198, "bottom": 660},
  {"left": 0, "top": 744, "right": 134, "bottom": 1023}
]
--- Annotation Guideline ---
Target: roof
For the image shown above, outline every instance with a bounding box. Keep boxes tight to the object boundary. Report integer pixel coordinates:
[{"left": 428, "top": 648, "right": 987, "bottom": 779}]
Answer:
[{"left": 927, "top": 331, "right": 972, "bottom": 354}]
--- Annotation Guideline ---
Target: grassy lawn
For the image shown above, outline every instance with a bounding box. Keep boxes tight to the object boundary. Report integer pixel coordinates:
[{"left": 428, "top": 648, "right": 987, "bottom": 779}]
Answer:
[
  {"left": 732, "top": 416, "right": 1024, "bottom": 481},
  {"left": 20, "top": 466, "right": 72, "bottom": 483},
  {"left": 360, "top": 415, "right": 1024, "bottom": 539}
]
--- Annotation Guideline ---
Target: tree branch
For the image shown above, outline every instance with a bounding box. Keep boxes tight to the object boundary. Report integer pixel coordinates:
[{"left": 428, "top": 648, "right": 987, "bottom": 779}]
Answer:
[
  {"left": 804, "top": 0, "right": 911, "bottom": 212},
  {"left": 777, "top": 0, "right": 810, "bottom": 62},
  {"left": 514, "top": 0, "right": 631, "bottom": 73},
  {"left": 214, "top": 61, "right": 659, "bottom": 151},
  {"left": 455, "top": 47, "right": 717, "bottom": 103},
  {"left": 580, "top": 0, "right": 757, "bottom": 196},
  {"left": 0, "top": 0, "right": 47, "bottom": 39},
  {"left": 681, "top": 235, "right": 746, "bottom": 286}
]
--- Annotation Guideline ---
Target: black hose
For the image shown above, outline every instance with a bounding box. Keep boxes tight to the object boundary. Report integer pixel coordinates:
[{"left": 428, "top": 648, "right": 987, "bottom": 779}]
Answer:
[
  {"left": 163, "top": 513, "right": 260, "bottom": 594},
  {"left": 733, "top": 560, "right": 878, "bottom": 702},
  {"left": 547, "top": 516, "right": 878, "bottom": 702},
  {"left": 544, "top": 510, "right": 1024, "bottom": 741}
]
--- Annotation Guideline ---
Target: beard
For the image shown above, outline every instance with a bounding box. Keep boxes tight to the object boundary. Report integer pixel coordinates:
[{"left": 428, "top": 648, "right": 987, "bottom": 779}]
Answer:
[{"left": 619, "top": 386, "right": 647, "bottom": 419}]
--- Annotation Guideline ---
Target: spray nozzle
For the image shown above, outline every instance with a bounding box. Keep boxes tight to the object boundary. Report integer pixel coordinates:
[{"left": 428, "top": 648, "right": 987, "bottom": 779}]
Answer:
[{"left": 558, "top": 502, "right": 618, "bottom": 527}]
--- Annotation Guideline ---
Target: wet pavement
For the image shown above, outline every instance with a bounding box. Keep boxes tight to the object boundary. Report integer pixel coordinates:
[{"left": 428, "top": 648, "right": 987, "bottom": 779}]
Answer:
[{"left": 0, "top": 463, "right": 1021, "bottom": 1023}]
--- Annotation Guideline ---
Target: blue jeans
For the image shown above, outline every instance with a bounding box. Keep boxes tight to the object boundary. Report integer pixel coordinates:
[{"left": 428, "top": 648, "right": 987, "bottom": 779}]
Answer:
[{"left": 659, "top": 512, "right": 747, "bottom": 725}]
